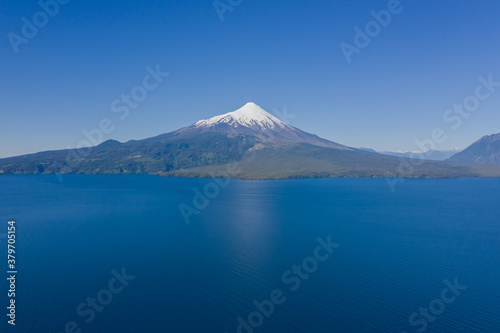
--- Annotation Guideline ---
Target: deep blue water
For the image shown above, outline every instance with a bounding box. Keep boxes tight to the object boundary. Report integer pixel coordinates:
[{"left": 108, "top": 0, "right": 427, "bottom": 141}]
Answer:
[{"left": 1, "top": 175, "right": 499, "bottom": 332}]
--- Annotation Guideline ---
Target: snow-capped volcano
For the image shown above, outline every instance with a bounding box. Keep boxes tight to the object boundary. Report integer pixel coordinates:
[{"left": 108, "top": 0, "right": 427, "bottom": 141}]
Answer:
[
  {"left": 184, "top": 102, "right": 348, "bottom": 150},
  {"left": 4, "top": 101, "right": 499, "bottom": 179},
  {"left": 194, "top": 102, "right": 290, "bottom": 131}
]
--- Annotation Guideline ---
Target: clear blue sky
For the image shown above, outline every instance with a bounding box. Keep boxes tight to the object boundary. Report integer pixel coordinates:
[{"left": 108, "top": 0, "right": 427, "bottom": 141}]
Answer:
[{"left": 1, "top": 0, "right": 500, "bottom": 158}]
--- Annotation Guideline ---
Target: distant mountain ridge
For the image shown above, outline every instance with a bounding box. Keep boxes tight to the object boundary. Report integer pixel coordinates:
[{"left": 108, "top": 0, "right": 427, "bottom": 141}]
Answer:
[
  {"left": 448, "top": 133, "right": 500, "bottom": 164},
  {"left": 1, "top": 102, "right": 500, "bottom": 179},
  {"left": 366, "top": 149, "right": 463, "bottom": 161}
]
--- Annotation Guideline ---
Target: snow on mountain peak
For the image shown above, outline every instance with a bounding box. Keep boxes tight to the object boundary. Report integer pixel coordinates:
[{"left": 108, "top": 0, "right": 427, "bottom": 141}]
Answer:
[{"left": 193, "top": 102, "right": 290, "bottom": 131}]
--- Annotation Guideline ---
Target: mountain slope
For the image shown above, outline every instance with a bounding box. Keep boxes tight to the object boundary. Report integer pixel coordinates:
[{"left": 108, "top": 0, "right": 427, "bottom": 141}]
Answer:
[
  {"left": 2, "top": 102, "right": 500, "bottom": 179},
  {"left": 375, "top": 149, "right": 462, "bottom": 161},
  {"left": 163, "top": 143, "right": 499, "bottom": 179},
  {"left": 448, "top": 133, "right": 500, "bottom": 164}
]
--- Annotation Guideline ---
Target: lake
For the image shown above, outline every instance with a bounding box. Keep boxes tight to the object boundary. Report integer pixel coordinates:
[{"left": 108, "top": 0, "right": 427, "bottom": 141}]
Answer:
[{"left": 1, "top": 175, "right": 499, "bottom": 332}]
